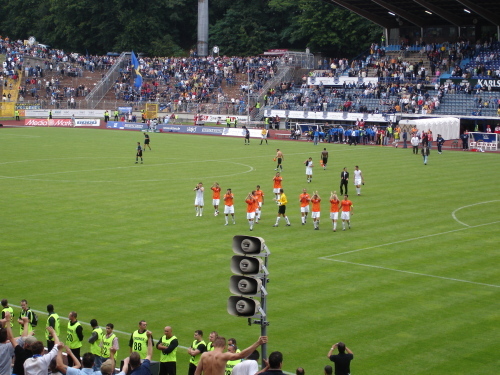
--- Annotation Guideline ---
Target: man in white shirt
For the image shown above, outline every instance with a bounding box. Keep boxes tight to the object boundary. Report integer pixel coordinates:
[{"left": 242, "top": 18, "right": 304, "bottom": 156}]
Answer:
[
  {"left": 24, "top": 327, "right": 61, "bottom": 375},
  {"left": 231, "top": 350, "right": 259, "bottom": 375}
]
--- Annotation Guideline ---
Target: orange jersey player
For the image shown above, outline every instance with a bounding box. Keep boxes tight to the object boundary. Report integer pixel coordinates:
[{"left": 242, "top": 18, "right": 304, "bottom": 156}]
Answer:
[
  {"left": 254, "top": 185, "right": 265, "bottom": 221},
  {"left": 223, "top": 188, "right": 235, "bottom": 225},
  {"left": 211, "top": 182, "right": 221, "bottom": 216},
  {"left": 273, "top": 172, "right": 283, "bottom": 199},
  {"left": 299, "top": 189, "right": 311, "bottom": 225},
  {"left": 329, "top": 191, "right": 341, "bottom": 232},
  {"left": 310, "top": 191, "right": 321, "bottom": 230},
  {"left": 340, "top": 194, "right": 353, "bottom": 231},
  {"left": 245, "top": 192, "right": 257, "bottom": 231}
]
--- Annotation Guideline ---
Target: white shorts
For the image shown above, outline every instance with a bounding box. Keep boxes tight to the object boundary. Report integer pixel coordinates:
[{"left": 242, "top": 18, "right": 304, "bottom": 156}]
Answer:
[
  {"left": 224, "top": 205, "right": 235, "bottom": 214},
  {"left": 212, "top": 199, "right": 220, "bottom": 206},
  {"left": 354, "top": 178, "right": 362, "bottom": 186},
  {"left": 195, "top": 198, "right": 204, "bottom": 206},
  {"left": 273, "top": 188, "right": 281, "bottom": 194},
  {"left": 341, "top": 211, "right": 350, "bottom": 220},
  {"left": 300, "top": 206, "right": 310, "bottom": 213},
  {"left": 306, "top": 167, "right": 313, "bottom": 175},
  {"left": 312, "top": 211, "right": 320, "bottom": 219},
  {"left": 247, "top": 212, "right": 256, "bottom": 220},
  {"left": 330, "top": 212, "right": 339, "bottom": 220}
]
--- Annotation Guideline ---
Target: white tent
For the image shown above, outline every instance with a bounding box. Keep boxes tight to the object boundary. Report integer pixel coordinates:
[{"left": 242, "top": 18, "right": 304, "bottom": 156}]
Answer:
[{"left": 398, "top": 117, "right": 460, "bottom": 141}]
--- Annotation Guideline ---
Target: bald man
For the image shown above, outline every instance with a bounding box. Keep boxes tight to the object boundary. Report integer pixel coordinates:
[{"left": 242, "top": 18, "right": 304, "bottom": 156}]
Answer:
[{"left": 194, "top": 336, "right": 267, "bottom": 375}]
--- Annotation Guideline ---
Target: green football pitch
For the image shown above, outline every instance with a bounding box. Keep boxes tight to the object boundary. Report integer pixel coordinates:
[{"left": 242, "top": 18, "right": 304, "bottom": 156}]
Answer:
[{"left": 1, "top": 127, "right": 499, "bottom": 374}]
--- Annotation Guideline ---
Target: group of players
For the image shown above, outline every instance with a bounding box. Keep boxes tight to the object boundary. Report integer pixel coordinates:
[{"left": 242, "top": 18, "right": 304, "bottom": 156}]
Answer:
[{"left": 192, "top": 147, "right": 364, "bottom": 231}]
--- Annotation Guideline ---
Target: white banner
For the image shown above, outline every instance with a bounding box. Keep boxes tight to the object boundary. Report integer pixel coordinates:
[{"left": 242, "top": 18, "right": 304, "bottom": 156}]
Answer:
[
  {"left": 74, "top": 119, "right": 100, "bottom": 127},
  {"left": 25, "top": 109, "right": 106, "bottom": 118},
  {"left": 222, "top": 128, "right": 262, "bottom": 138},
  {"left": 266, "top": 110, "right": 395, "bottom": 123},
  {"left": 307, "top": 76, "right": 379, "bottom": 86}
]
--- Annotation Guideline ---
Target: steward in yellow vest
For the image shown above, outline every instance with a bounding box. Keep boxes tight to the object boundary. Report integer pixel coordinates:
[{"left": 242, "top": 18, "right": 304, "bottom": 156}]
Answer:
[
  {"left": 46, "top": 304, "right": 60, "bottom": 351},
  {"left": 156, "top": 326, "right": 178, "bottom": 375}
]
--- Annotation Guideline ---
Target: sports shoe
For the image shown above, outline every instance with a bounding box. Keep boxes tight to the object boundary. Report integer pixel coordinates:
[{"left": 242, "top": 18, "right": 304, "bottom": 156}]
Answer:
[
  {"left": 314, "top": 227, "right": 319, "bottom": 230},
  {"left": 196, "top": 213, "right": 199, "bottom": 217},
  {"left": 250, "top": 228, "right": 253, "bottom": 231},
  {"left": 135, "top": 162, "right": 138, "bottom": 164},
  {"left": 233, "top": 222, "right": 236, "bottom": 224},
  {"left": 342, "top": 228, "right": 345, "bottom": 231},
  {"left": 286, "top": 224, "right": 291, "bottom": 226},
  {"left": 225, "top": 223, "right": 228, "bottom": 226},
  {"left": 273, "top": 224, "right": 278, "bottom": 227},
  {"left": 302, "top": 222, "right": 305, "bottom": 225}
]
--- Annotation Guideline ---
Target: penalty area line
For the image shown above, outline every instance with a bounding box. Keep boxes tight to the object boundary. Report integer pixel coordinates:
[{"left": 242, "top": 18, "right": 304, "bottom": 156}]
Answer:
[
  {"left": 318, "top": 259, "right": 500, "bottom": 288},
  {"left": 321, "top": 221, "right": 500, "bottom": 258}
]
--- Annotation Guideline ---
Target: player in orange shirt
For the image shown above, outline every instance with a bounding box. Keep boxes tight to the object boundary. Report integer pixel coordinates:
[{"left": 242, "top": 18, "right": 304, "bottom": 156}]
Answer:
[
  {"left": 329, "top": 191, "right": 341, "bottom": 232},
  {"left": 223, "top": 188, "right": 235, "bottom": 225},
  {"left": 254, "top": 185, "right": 265, "bottom": 222},
  {"left": 211, "top": 182, "right": 221, "bottom": 216},
  {"left": 311, "top": 191, "right": 321, "bottom": 230},
  {"left": 299, "top": 189, "right": 311, "bottom": 225},
  {"left": 340, "top": 194, "right": 354, "bottom": 230},
  {"left": 272, "top": 172, "right": 283, "bottom": 200},
  {"left": 245, "top": 192, "right": 257, "bottom": 231}
]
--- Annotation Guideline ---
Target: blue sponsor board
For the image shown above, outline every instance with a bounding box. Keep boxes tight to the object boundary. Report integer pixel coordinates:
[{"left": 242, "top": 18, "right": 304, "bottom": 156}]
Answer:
[
  {"left": 106, "top": 121, "right": 147, "bottom": 131},
  {"left": 158, "top": 125, "right": 224, "bottom": 135}
]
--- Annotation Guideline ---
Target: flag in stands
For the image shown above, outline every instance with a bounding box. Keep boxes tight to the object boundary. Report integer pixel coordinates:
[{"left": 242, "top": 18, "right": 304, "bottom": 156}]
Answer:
[{"left": 131, "top": 51, "right": 142, "bottom": 88}]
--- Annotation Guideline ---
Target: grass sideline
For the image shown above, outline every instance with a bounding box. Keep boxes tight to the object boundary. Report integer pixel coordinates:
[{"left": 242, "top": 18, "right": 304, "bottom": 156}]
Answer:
[{"left": 1, "top": 127, "right": 499, "bottom": 374}]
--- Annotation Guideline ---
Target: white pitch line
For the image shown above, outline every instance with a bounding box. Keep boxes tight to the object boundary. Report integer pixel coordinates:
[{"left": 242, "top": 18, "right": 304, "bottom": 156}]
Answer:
[
  {"left": 320, "top": 220, "right": 500, "bottom": 258},
  {"left": 451, "top": 200, "right": 500, "bottom": 227},
  {"left": 11, "top": 304, "right": 190, "bottom": 349},
  {"left": 0, "top": 160, "right": 255, "bottom": 182},
  {"left": 319, "top": 259, "right": 500, "bottom": 288}
]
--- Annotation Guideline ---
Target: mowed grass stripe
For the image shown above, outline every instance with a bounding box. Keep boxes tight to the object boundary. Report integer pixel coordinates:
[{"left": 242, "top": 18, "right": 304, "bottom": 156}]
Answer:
[{"left": 1, "top": 127, "right": 499, "bottom": 375}]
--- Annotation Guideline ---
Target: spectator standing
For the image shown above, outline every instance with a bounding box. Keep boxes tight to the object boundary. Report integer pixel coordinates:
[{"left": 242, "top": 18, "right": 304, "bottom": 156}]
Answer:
[
  {"left": 326, "top": 342, "right": 354, "bottom": 375},
  {"left": 436, "top": 134, "right": 445, "bottom": 154},
  {"left": 421, "top": 145, "right": 430, "bottom": 165},
  {"left": 411, "top": 134, "right": 420, "bottom": 154}
]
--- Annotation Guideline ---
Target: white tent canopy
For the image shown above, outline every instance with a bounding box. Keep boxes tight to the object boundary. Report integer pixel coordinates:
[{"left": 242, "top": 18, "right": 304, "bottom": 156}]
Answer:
[{"left": 399, "top": 117, "right": 460, "bottom": 141}]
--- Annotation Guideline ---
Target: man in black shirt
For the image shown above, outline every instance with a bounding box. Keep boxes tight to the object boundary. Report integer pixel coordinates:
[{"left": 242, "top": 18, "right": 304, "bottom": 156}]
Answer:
[
  {"left": 327, "top": 342, "right": 353, "bottom": 375},
  {"left": 339, "top": 168, "right": 349, "bottom": 195},
  {"left": 256, "top": 351, "right": 284, "bottom": 375}
]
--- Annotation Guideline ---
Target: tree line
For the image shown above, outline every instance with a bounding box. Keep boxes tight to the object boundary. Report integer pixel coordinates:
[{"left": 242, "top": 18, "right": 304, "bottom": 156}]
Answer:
[{"left": 0, "top": 0, "right": 381, "bottom": 58}]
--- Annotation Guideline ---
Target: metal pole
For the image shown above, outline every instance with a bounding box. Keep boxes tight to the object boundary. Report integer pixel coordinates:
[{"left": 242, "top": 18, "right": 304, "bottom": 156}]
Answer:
[{"left": 260, "top": 254, "right": 269, "bottom": 366}]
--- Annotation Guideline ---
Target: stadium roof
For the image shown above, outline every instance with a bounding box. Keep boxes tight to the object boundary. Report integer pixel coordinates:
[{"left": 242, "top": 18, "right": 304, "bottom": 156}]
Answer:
[{"left": 327, "top": 0, "right": 500, "bottom": 29}]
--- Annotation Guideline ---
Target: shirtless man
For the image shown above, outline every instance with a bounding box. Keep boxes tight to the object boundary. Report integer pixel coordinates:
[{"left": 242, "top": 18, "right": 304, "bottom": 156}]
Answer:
[
  {"left": 194, "top": 336, "right": 267, "bottom": 375},
  {"left": 274, "top": 149, "right": 284, "bottom": 171}
]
